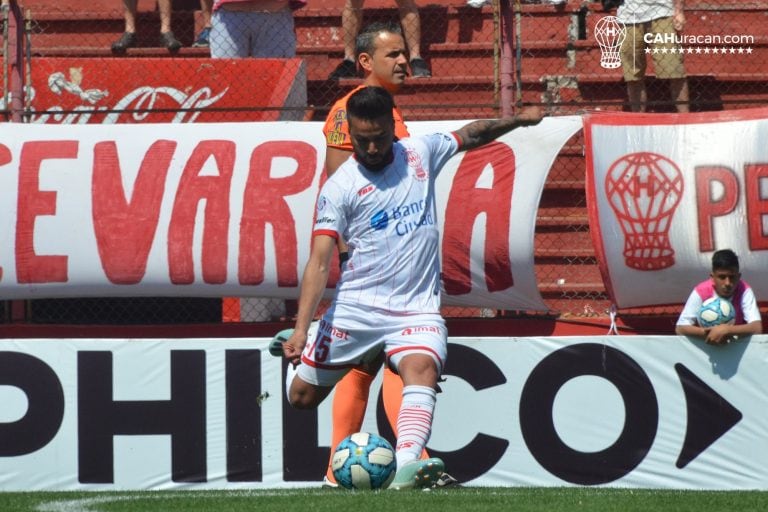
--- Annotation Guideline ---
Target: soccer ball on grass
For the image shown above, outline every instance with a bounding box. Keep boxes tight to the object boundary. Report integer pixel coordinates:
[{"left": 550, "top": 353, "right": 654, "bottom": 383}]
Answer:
[
  {"left": 331, "top": 432, "right": 396, "bottom": 490},
  {"left": 697, "top": 296, "right": 735, "bottom": 328}
]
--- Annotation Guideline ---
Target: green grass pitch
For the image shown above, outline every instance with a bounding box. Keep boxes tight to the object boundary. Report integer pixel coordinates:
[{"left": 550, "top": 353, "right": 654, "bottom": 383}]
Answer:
[{"left": 4, "top": 487, "right": 768, "bottom": 512}]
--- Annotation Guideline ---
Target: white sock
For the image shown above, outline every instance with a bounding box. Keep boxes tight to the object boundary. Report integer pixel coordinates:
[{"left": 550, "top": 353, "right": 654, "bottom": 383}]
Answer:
[{"left": 395, "top": 385, "right": 436, "bottom": 468}]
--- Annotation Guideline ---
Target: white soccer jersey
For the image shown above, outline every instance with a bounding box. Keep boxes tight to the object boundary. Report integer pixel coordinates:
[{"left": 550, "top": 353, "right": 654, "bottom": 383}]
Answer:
[{"left": 314, "top": 132, "right": 459, "bottom": 315}]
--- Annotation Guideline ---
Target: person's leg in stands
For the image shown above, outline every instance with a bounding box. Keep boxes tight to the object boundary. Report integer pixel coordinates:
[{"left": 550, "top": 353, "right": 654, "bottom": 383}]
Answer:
[
  {"left": 626, "top": 80, "right": 646, "bottom": 112},
  {"left": 158, "top": 0, "right": 173, "bottom": 34},
  {"left": 669, "top": 78, "right": 689, "bottom": 113},
  {"left": 649, "top": 17, "right": 689, "bottom": 113},
  {"left": 394, "top": 0, "right": 431, "bottom": 77},
  {"left": 342, "top": 0, "right": 365, "bottom": 62},
  {"left": 157, "top": 0, "right": 181, "bottom": 50},
  {"left": 620, "top": 22, "right": 647, "bottom": 112},
  {"left": 193, "top": 0, "right": 213, "bottom": 47},
  {"left": 111, "top": 0, "right": 138, "bottom": 53},
  {"left": 121, "top": 0, "right": 137, "bottom": 34},
  {"left": 210, "top": 9, "right": 250, "bottom": 58},
  {"left": 327, "top": 0, "right": 364, "bottom": 79},
  {"left": 395, "top": 0, "right": 421, "bottom": 61}
]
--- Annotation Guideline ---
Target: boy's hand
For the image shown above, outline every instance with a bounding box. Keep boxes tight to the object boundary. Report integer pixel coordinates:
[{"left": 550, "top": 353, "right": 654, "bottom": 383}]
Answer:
[{"left": 704, "top": 324, "right": 734, "bottom": 345}]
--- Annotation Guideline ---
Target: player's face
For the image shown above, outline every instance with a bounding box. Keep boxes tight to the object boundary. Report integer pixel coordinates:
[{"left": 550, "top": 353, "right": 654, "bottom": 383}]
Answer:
[
  {"left": 361, "top": 32, "right": 408, "bottom": 92},
  {"left": 711, "top": 267, "right": 740, "bottom": 298},
  {"left": 348, "top": 115, "right": 395, "bottom": 171}
]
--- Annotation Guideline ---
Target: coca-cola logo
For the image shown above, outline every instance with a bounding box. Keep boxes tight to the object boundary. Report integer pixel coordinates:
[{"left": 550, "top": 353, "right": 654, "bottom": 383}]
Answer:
[{"left": 9, "top": 72, "right": 229, "bottom": 124}]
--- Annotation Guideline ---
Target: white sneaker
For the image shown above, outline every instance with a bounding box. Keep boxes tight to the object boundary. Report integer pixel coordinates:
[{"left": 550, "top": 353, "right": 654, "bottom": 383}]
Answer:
[{"left": 389, "top": 458, "right": 445, "bottom": 490}]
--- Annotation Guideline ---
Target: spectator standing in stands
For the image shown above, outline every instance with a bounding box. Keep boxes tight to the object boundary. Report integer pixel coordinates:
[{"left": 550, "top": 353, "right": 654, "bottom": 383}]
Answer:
[
  {"left": 111, "top": 0, "right": 182, "bottom": 54},
  {"left": 327, "top": 0, "right": 431, "bottom": 79},
  {"left": 617, "top": 0, "right": 690, "bottom": 112},
  {"left": 319, "top": 21, "right": 456, "bottom": 488},
  {"left": 193, "top": 0, "right": 213, "bottom": 48},
  {"left": 676, "top": 249, "right": 762, "bottom": 345},
  {"left": 209, "top": 0, "right": 303, "bottom": 58}
]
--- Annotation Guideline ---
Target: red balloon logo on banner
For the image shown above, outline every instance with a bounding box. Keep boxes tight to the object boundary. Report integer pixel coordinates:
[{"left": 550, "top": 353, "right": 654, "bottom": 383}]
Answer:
[{"left": 604, "top": 152, "right": 684, "bottom": 271}]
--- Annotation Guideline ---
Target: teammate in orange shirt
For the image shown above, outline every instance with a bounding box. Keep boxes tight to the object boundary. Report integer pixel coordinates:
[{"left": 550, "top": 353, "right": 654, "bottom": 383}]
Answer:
[{"left": 319, "top": 21, "right": 457, "bottom": 488}]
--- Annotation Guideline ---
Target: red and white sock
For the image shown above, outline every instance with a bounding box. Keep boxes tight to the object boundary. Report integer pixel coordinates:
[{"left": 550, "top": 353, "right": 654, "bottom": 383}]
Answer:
[{"left": 395, "top": 385, "right": 436, "bottom": 468}]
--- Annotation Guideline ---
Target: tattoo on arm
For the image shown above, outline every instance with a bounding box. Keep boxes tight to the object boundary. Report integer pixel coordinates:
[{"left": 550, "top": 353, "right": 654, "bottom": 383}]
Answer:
[{"left": 455, "top": 117, "right": 540, "bottom": 151}]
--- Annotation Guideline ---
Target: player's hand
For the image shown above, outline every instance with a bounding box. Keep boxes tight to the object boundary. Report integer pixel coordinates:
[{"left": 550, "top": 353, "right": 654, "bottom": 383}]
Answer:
[{"left": 283, "top": 330, "right": 308, "bottom": 366}]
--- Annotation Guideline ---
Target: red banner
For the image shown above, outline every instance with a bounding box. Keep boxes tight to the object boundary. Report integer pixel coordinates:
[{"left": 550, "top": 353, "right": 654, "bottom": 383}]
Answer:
[{"left": 23, "top": 58, "right": 306, "bottom": 123}]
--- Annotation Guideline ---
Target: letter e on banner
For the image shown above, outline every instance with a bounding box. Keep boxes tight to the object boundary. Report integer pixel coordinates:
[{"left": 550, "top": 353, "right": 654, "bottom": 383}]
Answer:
[{"left": 16, "top": 141, "right": 78, "bottom": 283}]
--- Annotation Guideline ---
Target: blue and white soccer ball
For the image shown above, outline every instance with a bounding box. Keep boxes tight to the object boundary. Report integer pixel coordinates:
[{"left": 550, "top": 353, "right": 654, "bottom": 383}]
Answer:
[
  {"left": 331, "top": 432, "right": 397, "bottom": 490},
  {"left": 697, "top": 296, "right": 736, "bottom": 328}
]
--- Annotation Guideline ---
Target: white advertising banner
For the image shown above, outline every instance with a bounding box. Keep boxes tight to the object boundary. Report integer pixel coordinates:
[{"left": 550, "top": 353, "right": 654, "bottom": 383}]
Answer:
[
  {"left": 584, "top": 107, "right": 768, "bottom": 308},
  {"left": 0, "top": 118, "right": 582, "bottom": 310},
  {"left": 0, "top": 335, "right": 766, "bottom": 490}
]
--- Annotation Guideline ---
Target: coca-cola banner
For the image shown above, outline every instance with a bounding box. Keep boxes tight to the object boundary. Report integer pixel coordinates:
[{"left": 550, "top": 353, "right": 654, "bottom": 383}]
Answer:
[
  {"left": 0, "top": 117, "right": 583, "bottom": 309},
  {"left": 15, "top": 58, "right": 307, "bottom": 123},
  {"left": 584, "top": 107, "right": 768, "bottom": 309}
]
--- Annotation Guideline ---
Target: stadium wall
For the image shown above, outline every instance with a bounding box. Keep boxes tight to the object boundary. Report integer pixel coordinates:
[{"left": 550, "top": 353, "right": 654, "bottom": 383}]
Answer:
[{"left": 0, "top": 335, "right": 764, "bottom": 490}]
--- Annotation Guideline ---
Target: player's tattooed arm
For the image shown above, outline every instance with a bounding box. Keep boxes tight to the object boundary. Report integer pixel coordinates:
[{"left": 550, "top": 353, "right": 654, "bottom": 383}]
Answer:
[{"left": 454, "top": 106, "right": 544, "bottom": 151}]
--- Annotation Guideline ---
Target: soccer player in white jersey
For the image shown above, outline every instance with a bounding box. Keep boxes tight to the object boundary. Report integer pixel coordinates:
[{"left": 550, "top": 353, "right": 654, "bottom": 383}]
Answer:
[{"left": 279, "top": 86, "right": 543, "bottom": 489}]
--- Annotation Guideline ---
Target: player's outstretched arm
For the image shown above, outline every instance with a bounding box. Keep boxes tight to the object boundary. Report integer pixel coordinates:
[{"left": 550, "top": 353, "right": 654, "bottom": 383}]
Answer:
[
  {"left": 454, "top": 106, "right": 544, "bottom": 152},
  {"left": 284, "top": 234, "right": 336, "bottom": 365}
]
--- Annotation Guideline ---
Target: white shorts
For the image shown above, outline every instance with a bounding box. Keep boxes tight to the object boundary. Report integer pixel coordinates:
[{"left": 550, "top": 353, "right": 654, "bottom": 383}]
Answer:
[{"left": 296, "top": 303, "right": 447, "bottom": 387}]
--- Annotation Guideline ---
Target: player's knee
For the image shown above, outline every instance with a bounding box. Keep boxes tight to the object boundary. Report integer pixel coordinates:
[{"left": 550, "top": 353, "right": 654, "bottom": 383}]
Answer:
[
  {"left": 287, "top": 382, "right": 327, "bottom": 409},
  {"left": 288, "top": 396, "right": 314, "bottom": 410},
  {"left": 288, "top": 388, "right": 316, "bottom": 409},
  {"left": 287, "top": 379, "right": 312, "bottom": 408},
  {"left": 397, "top": 353, "right": 439, "bottom": 387}
]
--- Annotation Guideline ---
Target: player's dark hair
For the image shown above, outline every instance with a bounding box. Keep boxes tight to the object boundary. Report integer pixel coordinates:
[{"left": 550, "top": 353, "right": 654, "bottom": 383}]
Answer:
[
  {"left": 355, "top": 21, "right": 403, "bottom": 59},
  {"left": 712, "top": 249, "right": 739, "bottom": 271},
  {"left": 347, "top": 86, "right": 395, "bottom": 123}
]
